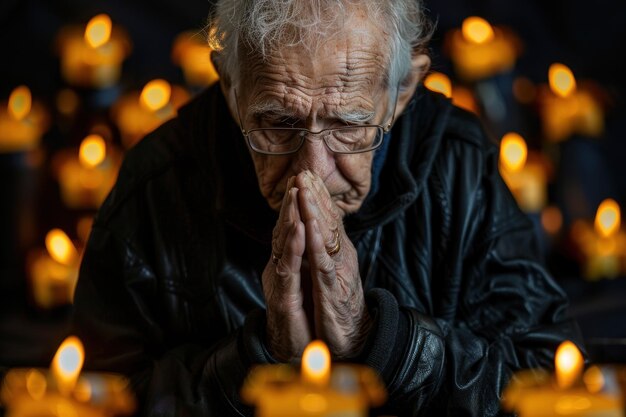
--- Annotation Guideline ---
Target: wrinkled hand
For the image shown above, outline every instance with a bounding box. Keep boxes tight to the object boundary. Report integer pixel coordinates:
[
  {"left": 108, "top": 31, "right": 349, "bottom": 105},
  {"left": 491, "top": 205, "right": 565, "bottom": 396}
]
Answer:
[
  {"left": 263, "top": 176, "right": 311, "bottom": 362},
  {"left": 296, "top": 171, "right": 371, "bottom": 359},
  {"left": 264, "top": 170, "right": 371, "bottom": 362}
]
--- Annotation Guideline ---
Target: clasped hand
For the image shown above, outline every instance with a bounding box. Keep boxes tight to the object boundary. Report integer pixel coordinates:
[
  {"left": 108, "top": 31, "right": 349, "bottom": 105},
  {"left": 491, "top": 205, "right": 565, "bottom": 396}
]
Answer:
[{"left": 262, "top": 171, "right": 371, "bottom": 362}]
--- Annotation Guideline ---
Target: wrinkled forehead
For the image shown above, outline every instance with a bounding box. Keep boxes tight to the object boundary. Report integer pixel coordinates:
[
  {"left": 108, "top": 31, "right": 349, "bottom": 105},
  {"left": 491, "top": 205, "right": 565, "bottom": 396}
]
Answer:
[{"left": 237, "top": 13, "right": 390, "bottom": 100}]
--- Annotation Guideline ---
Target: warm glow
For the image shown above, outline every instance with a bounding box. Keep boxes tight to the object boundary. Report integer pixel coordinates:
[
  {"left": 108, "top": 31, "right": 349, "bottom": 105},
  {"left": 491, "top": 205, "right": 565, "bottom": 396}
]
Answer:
[
  {"left": 301, "top": 340, "right": 331, "bottom": 386},
  {"left": 555, "top": 340, "right": 584, "bottom": 389},
  {"left": 26, "top": 369, "right": 47, "bottom": 401},
  {"left": 51, "top": 336, "right": 85, "bottom": 396},
  {"left": 79, "top": 134, "right": 107, "bottom": 168},
  {"left": 541, "top": 206, "right": 563, "bottom": 235},
  {"left": 549, "top": 63, "right": 577, "bottom": 98},
  {"left": 462, "top": 17, "right": 495, "bottom": 45},
  {"left": 583, "top": 366, "right": 605, "bottom": 393},
  {"left": 424, "top": 72, "right": 452, "bottom": 98},
  {"left": 140, "top": 79, "right": 172, "bottom": 112},
  {"left": 299, "top": 393, "right": 328, "bottom": 413},
  {"left": 84, "top": 14, "right": 112, "bottom": 48},
  {"left": 499, "top": 132, "right": 527, "bottom": 172},
  {"left": 8, "top": 85, "right": 32, "bottom": 121},
  {"left": 594, "top": 198, "right": 621, "bottom": 238},
  {"left": 45, "top": 229, "right": 78, "bottom": 266}
]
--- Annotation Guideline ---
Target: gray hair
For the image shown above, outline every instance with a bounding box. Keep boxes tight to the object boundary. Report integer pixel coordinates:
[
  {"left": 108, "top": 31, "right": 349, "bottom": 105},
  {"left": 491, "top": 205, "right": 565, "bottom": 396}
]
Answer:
[{"left": 207, "top": 0, "right": 433, "bottom": 89}]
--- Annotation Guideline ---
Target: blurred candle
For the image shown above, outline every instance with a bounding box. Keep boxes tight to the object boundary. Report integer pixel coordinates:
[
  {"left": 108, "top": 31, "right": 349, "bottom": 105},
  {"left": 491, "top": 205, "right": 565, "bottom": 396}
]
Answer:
[
  {"left": 499, "top": 132, "right": 547, "bottom": 212},
  {"left": 445, "top": 16, "right": 519, "bottom": 81},
  {"left": 0, "top": 86, "right": 49, "bottom": 153},
  {"left": 242, "top": 340, "right": 386, "bottom": 416},
  {"left": 57, "top": 14, "right": 131, "bottom": 89},
  {"left": 172, "top": 31, "right": 220, "bottom": 87},
  {"left": 540, "top": 63, "right": 604, "bottom": 142},
  {"left": 112, "top": 79, "right": 190, "bottom": 148},
  {"left": 583, "top": 199, "right": 625, "bottom": 280},
  {"left": 1, "top": 336, "right": 136, "bottom": 417},
  {"left": 502, "top": 341, "right": 624, "bottom": 416},
  {"left": 54, "top": 134, "right": 120, "bottom": 209},
  {"left": 424, "top": 72, "right": 478, "bottom": 113},
  {"left": 28, "top": 229, "right": 80, "bottom": 309}
]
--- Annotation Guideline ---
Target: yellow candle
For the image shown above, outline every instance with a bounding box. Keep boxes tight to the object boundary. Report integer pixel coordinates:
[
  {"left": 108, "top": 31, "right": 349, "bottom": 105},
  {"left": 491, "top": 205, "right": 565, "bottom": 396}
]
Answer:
[
  {"left": 445, "top": 16, "right": 519, "bottom": 81},
  {"left": 574, "top": 199, "right": 626, "bottom": 280},
  {"left": 28, "top": 229, "right": 80, "bottom": 309},
  {"left": 54, "top": 134, "right": 121, "bottom": 209},
  {"left": 499, "top": 133, "right": 548, "bottom": 212},
  {"left": 424, "top": 72, "right": 478, "bottom": 113},
  {"left": 540, "top": 63, "right": 604, "bottom": 142},
  {"left": 502, "top": 341, "right": 624, "bottom": 417},
  {"left": 0, "top": 86, "right": 49, "bottom": 153},
  {"left": 1, "top": 337, "right": 136, "bottom": 417},
  {"left": 112, "top": 80, "right": 190, "bottom": 148},
  {"left": 241, "top": 340, "right": 386, "bottom": 416},
  {"left": 172, "top": 31, "right": 220, "bottom": 87},
  {"left": 57, "top": 14, "right": 131, "bottom": 88}
]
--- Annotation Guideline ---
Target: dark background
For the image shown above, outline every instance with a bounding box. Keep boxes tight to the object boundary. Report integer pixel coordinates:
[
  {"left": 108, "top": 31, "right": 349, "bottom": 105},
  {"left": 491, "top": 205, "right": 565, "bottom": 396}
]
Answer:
[{"left": 1, "top": 0, "right": 625, "bottom": 376}]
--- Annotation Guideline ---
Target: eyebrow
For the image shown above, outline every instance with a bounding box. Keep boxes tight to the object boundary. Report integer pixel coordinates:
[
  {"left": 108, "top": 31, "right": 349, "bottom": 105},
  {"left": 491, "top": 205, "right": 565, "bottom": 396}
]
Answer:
[{"left": 248, "top": 101, "right": 376, "bottom": 124}]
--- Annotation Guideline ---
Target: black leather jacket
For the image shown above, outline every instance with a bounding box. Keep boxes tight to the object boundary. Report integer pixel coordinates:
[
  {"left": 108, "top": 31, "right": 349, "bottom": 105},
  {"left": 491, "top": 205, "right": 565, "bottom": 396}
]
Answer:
[{"left": 72, "top": 85, "right": 583, "bottom": 416}]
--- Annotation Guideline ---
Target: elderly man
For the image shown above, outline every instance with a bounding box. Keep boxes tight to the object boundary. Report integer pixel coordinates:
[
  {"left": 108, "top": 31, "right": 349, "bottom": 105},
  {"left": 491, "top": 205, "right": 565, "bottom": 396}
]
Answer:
[{"left": 72, "top": 0, "right": 582, "bottom": 415}]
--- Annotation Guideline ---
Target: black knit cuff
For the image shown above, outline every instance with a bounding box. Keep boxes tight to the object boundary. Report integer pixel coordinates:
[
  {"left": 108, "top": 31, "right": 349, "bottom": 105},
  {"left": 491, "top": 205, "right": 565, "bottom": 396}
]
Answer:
[
  {"left": 240, "top": 308, "right": 279, "bottom": 365},
  {"left": 359, "top": 288, "right": 409, "bottom": 383}
]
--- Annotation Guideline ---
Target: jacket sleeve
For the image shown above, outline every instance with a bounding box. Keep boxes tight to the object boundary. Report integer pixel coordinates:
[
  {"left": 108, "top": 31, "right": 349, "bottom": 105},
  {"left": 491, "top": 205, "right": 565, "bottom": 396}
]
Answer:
[
  {"left": 358, "top": 142, "right": 584, "bottom": 416},
  {"left": 72, "top": 224, "right": 271, "bottom": 417}
]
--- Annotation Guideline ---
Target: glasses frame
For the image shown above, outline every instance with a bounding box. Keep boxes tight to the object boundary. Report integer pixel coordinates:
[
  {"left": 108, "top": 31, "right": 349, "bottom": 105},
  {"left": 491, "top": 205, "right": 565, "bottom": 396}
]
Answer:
[{"left": 233, "top": 86, "right": 400, "bottom": 155}]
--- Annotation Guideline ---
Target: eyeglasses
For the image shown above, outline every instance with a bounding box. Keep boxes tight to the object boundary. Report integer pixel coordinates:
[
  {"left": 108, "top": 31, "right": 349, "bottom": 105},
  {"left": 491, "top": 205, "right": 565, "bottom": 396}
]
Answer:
[{"left": 233, "top": 87, "right": 399, "bottom": 155}]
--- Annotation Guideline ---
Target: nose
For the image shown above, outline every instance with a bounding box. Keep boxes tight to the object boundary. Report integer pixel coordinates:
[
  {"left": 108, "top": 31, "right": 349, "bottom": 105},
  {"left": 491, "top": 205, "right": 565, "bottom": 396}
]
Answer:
[{"left": 290, "top": 134, "right": 337, "bottom": 179}]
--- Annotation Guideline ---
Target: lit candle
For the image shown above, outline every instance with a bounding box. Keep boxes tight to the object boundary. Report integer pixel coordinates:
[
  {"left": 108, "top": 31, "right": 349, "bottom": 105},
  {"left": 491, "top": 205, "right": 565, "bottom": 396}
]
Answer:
[
  {"left": 53, "top": 134, "right": 121, "bottom": 209},
  {"left": 502, "top": 341, "right": 624, "bottom": 416},
  {"left": 111, "top": 79, "right": 190, "bottom": 148},
  {"left": 0, "top": 85, "right": 49, "bottom": 153},
  {"left": 57, "top": 14, "right": 131, "bottom": 89},
  {"left": 241, "top": 340, "right": 386, "bottom": 416},
  {"left": 445, "top": 16, "right": 519, "bottom": 82},
  {"left": 424, "top": 71, "right": 478, "bottom": 113},
  {"left": 0, "top": 336, "right": 136, "bottom": 417},
  {"left": 172, "top": 31, "right": 220, "bottom": 87},
  {"left": 539, "top": 63, "right": 604, "bottom": 142},
  {"left": 570, "top": 199, "right": 626, "bottom": 280},
  {"left": 499, "top": 132, "right": 548, "bottom": 212},
  {"left": 27, "top": 229, "right": 80, "bottom": 309}
]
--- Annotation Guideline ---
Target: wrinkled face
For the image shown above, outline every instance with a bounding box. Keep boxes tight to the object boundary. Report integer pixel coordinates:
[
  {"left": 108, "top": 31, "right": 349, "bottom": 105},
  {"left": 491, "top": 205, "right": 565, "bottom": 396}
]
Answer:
[{"left": 234, "top": 13, "right": 393, "bottom": 216}]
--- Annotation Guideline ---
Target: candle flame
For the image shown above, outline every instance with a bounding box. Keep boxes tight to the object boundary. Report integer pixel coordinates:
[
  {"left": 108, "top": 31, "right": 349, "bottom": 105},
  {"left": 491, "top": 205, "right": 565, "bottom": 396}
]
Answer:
[
  {"left": 462, "top": 17, "right": 495, "bottom": 45},
  {"left": 84, "top": 14, "right": 112, "bottom": 48},
  {"left": 45, "top": 229, "right": 78, "bottom": 266},
  {"left": 301, "top": 340, "right": 331, "bottom": 386},
  {"left": 79, "top": 134, "right": 107, "bottom": 168},
  {"left": 499, "top": 132, "right": 527, "bottom": 172},
  {"left": 424, "top": 72, "right": 452, "bottom": 98},
  {"left": 51, "top": 336, "right": 85, "bottom": 396},
  {"left": 8, "top": 85, "right": 32, "bottom": 121},
  {"left": 549, "top": 63, "right": 577, "bottom": 98},
  {"left": 594, "top": 198, "right": 621, "bottom": 238},
  {"left": 555, "top": 340, "right": 584, "bottom": 389},
  {"left": 583, "top": 366, "right": 605, "bottom": 393},
  {"left": 140, "top": 79, "right": 172, "bottom": 112}
]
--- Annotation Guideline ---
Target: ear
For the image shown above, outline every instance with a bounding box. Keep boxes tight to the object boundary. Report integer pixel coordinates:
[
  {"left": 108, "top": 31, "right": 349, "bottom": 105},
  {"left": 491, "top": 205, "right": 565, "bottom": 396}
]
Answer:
[{"left": 394, "top": 53, "right": 431, "bottom": 117}]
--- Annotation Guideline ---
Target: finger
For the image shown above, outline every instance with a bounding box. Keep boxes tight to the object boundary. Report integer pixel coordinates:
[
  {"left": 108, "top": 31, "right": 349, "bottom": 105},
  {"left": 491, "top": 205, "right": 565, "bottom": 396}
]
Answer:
[
  {"left": 272, "top": 179, "right": 300, "bottom": 257},
  {"left": 305, "top": 218, "right": 337, "bottom": 289},
  {"left": 298, "top": 186, "right": 340, "bottom": 253},
  {"left": 266, "top": 220, "right": 306, "bottom": 310}
]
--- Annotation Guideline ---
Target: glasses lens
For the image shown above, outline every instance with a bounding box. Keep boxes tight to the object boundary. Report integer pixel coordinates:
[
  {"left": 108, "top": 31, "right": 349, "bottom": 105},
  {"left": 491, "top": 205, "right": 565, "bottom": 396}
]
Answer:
[
  {"left": 248, "top": 129, "right": 304, "bottom": 154},
  {"left": 325, "top": 126, "right": 383, "bottom": 153}
]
